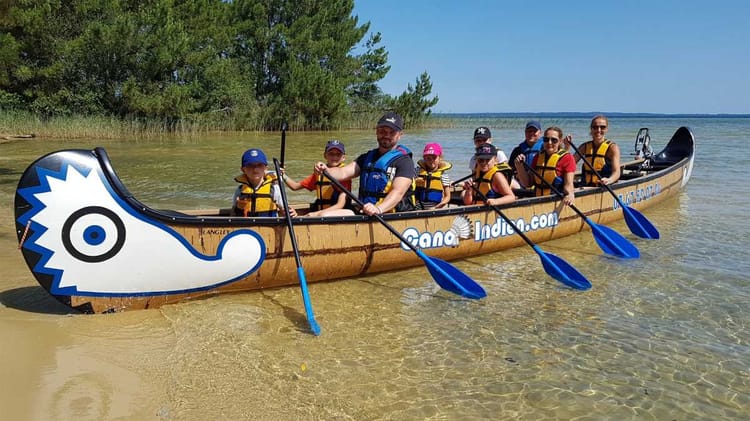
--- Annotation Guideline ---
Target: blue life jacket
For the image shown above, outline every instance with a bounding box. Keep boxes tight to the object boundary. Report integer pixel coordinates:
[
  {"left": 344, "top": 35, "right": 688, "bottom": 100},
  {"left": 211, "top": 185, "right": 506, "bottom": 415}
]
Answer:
[
  {"left": 517, "top": 138, "right": 544, "bottom": 168},
  {"left": 359, "top": 145, "right": 416, "bottom": 211}
]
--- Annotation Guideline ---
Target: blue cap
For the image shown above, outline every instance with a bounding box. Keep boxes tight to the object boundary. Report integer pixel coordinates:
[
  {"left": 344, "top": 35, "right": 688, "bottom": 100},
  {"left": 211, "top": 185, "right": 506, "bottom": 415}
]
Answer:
[
  {"left": 241, "top": 148, "right": 267, "bottom": 167},
  {"left": 325, "top": 140, "right": 345, "bottom": 153},
  {"left": 525, "top": 120, "right": 541, "bottom": 131}
]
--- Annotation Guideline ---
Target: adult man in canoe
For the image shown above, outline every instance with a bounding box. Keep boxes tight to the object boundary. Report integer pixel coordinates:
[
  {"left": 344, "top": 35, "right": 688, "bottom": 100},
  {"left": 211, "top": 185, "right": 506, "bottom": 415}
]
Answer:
[
  {"left": 509, "top": 120, "right": 544, "bottom": 180},
  {"left": 508, "top": 120, "right": 545, "bottom": 197},
  {"left": 314, "top": 111, "right": 417, "bottom": 216}
]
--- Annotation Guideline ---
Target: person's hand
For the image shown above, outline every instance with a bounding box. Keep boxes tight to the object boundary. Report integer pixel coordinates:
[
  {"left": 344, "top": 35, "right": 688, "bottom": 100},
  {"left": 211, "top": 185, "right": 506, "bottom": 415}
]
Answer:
[
  {"left": 563, "top": 191, "right": 575, "bottom": 206},
  {"left": 599, "top": 177, "right": 611, "bottom": 186},
  {"left": 314, "top": 161, "right": 327, "bottom": 174},
  {"left": 515, "top": 154, "right": 526, "bottom": 164},
  {"left": 563, "top": 134, "right": 573, "bottom": 150},
  {"left": 462, "top": 180, "right": 474, "bottom": 192},
  {"left": 287, "top": 207, "right": 298, "bottom": 218},
  {"left": 361, "top": 202, "right": 382, "bottom": 216}
]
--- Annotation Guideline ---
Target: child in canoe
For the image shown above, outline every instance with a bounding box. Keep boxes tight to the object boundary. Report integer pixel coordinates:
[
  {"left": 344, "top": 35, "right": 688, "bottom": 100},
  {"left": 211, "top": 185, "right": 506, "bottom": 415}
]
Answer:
[
  {"left": 232, "top": 148, "right": 296, "bottom": 217},
  {"left": 414, "top": 142, "right": 453, "bottom": 209},
  {"left": 282, "top": 140, "right": 353, "bottom": 217}
]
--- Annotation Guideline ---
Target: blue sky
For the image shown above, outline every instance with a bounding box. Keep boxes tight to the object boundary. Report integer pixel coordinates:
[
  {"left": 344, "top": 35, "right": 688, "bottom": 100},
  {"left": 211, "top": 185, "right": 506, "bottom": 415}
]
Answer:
[{"left": 352, "top": 0, "right": 749, "bottom": 114}]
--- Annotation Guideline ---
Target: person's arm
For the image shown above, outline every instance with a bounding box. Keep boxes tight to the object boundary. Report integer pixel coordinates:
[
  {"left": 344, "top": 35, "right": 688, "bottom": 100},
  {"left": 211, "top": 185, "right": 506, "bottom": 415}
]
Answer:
[
  {"left": 362, "top": 176, "right": 411, "bottom": 215},
  {"left": 436, "top": 173, "right": 452, "bottom": 208},
  {"left": 602, "top": 143, "right": 621, "bottom": 185},
  {"left": 560, "top": 154, "right": 577, "bottom": 205},
  {"left": 272, "top": 184, "right": 297, "bottom": 217},
  {"left": 328, "top": 187, "right": 348, "bottom": 210},
  {"left": 562, "top": 171, "right": 575, "bottom": 206},
  {"left": 514, "top": 157, "right": 533, "bottom": 188},
  {"left": 508, "top": 147, "right": 520, "bottom": 171},
  {"left": 315, "top": 160, "right": 358, "bottom": 181},
  {"left": 486, "top": 173, "right": 515, "bottom": 206},
  {"left": 461, "top": 180, "right": 475, "bottom": 205},
  {"left": 231, "top": 187, "right": 243, "bottom": 216},
  {"left": 283, "top": 172, "right": 314, "bottom": 191}
]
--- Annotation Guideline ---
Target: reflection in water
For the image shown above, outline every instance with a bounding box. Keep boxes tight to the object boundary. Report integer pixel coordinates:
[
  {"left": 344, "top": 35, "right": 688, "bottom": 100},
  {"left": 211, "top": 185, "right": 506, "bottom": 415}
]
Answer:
[{"left": 42, "top": 361, "right": 117, "bottom": 420}]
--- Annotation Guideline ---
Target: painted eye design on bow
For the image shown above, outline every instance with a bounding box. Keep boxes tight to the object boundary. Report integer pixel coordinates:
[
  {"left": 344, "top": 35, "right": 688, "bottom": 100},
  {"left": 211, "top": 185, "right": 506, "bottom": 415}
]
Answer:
[{"left": 18, "top": 159, "right": 265, "bottom": 297}]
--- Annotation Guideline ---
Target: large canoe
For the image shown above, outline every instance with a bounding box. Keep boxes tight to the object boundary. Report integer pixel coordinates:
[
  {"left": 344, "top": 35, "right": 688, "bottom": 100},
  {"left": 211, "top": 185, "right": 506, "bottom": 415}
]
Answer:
[{"left": 14, "top": 127, "right": 695, "bottom": 313}]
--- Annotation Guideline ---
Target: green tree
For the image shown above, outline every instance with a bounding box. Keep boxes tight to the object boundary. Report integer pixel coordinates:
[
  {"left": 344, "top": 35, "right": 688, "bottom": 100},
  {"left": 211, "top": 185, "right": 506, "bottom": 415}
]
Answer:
[
  {"left": 347, "top": 31, "right": 390, "bottom": 110},
  {"left": 0, "top": 0, "right": 437, "bottom": 130},
  {"left": 233, "top": 0, "right": 374, "bottom": 129},
  {"left": 391, "top": 72, "right": 439, "bottom": 129}
]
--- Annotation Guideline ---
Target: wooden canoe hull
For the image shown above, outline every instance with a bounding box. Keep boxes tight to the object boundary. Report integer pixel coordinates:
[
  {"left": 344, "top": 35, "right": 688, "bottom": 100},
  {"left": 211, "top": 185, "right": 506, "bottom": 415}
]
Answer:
[{"left": 14, "top": 127, "right": 695, "bottom": 313}]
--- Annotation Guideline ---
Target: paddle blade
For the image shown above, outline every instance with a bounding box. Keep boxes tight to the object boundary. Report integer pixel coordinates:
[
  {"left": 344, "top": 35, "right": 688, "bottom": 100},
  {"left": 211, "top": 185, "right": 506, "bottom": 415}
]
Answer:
[
  {"left": 623, "top": 206, "right": 660, "bottom": 239},
  {"left": 297, "top": 267, "right": 321, "bottom": 336},
  {"left": 417, "top": 251, "right": 486, "bottom": 299},
  {"left": 533, "top": 246, "right": 592, "bottom": 290},
  {"left": 589, "top": 223, "right": 640, "bottom": 259}
]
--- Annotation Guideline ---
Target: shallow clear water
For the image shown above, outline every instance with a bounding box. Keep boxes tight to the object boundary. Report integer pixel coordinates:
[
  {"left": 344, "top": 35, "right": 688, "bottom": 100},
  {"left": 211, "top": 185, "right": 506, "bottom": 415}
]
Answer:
[{"left": 1, "top": 117, "right": 747, "bottom": 420}]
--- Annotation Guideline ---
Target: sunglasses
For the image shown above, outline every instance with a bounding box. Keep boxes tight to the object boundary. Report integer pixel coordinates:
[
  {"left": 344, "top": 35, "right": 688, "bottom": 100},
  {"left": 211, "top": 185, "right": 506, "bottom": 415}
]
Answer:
[
  {"left": 543, "top": 137, "right": 560, "bottom": 144},
  {"left": 592, "top": 125, "right": 608, "bottom": 130}
]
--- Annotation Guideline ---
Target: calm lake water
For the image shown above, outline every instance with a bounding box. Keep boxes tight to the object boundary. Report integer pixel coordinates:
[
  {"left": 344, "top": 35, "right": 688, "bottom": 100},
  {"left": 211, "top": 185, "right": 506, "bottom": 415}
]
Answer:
[{"left": 1, "top": 116, "right": 747, "bottom": 420}]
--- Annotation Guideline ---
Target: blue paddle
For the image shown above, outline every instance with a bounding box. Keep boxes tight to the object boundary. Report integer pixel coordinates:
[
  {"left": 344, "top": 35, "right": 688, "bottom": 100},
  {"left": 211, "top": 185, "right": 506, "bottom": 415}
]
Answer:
[
  {"left": 323, "top": 170, "right": 486, "bottom": 299},
  {"left": 468, "top": 185, "right": 592, "bottom": 290},
  {"left": 568, "top": 142, "right": 660, "bottom": 239},
  {"left": 273, "top": 158, "right": 321, "bottom": 335},
  {"left": 521, "top": 162, "right": 639, "bottom": 259}
]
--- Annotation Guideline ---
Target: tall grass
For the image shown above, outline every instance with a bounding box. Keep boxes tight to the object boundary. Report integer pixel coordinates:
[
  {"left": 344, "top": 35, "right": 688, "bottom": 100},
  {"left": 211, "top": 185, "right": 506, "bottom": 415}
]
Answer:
[
  {"left": 1, "top": 110, "right": 143, "bottom": 139},
  {"left": 0, "top": 109, "right": 455, "bottom": 139}
]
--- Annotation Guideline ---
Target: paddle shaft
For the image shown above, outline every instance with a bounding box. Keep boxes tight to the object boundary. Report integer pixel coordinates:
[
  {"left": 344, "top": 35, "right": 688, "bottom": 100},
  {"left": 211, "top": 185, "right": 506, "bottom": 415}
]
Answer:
[
  {"left": 280, "top": 122, "right": 288, "bottom": 167},
  {"left": 274, "top": 159, "right": 302, "bottom": 267},
  {"left": 450, "top": 173, "right": 473, "bottom": 187},
  {"left": 273, "top": 157, "right": 320, "bottom": 335},
  {"left": 467, "top": 184, "right": 537, "bottom": 249},
  {"left": 520, "top": 161, "right": 591, "bottom": 221},
  {"left": 322, "top": 170, "right": 421, "bottom": 254}
]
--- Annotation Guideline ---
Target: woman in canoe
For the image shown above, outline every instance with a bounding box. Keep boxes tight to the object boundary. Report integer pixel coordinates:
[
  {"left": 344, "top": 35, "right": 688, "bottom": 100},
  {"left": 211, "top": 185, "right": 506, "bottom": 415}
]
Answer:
[
  {"left": 565, "top": 115, "right": 622, "bottom": 186},
  {"left": 514, "top": 126, "right": 577, "bottom": 206}
]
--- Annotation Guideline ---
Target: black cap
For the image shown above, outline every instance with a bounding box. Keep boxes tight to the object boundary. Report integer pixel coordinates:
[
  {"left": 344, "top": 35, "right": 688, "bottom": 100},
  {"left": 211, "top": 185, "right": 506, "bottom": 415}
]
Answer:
[
  {"left": 475, "top": 143, "right": 497, "bottom": 159},
  {"left": 377, "top": 111, "right": 403, "bottom": 131},
  {"left": 473, "top": 126, "right": 491, "bottom": 140}
]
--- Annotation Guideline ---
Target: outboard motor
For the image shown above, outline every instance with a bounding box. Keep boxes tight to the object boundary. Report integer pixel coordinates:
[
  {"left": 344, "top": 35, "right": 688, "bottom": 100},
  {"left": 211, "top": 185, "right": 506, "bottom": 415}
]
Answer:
[
  {"left": 634, "top": 128, "right": 653, "bottom": 160},
  {"left": 633, "top": 128, "right": 653, "bottom": 172}
]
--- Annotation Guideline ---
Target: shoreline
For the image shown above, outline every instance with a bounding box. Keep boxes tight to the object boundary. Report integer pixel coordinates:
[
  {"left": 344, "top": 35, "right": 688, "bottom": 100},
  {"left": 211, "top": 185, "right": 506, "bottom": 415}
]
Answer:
[{"left": 2, "top": 113, "right": 747, "bottom": 141}]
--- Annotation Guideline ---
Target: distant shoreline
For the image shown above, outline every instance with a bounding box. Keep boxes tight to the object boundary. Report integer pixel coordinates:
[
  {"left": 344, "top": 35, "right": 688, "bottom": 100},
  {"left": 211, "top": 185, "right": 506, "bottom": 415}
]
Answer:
[
  {"left": 2, "top": 111, "right": 747, "bottom": 140},
  {"left": 432, "top": 112, "right": 750, "bottom": 118}
]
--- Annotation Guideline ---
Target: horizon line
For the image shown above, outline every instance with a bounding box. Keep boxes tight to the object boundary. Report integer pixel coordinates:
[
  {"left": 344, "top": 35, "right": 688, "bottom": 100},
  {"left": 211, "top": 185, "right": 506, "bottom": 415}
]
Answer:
[{"left": 431, "top": 111, "right": 750, "bottom": 117}]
